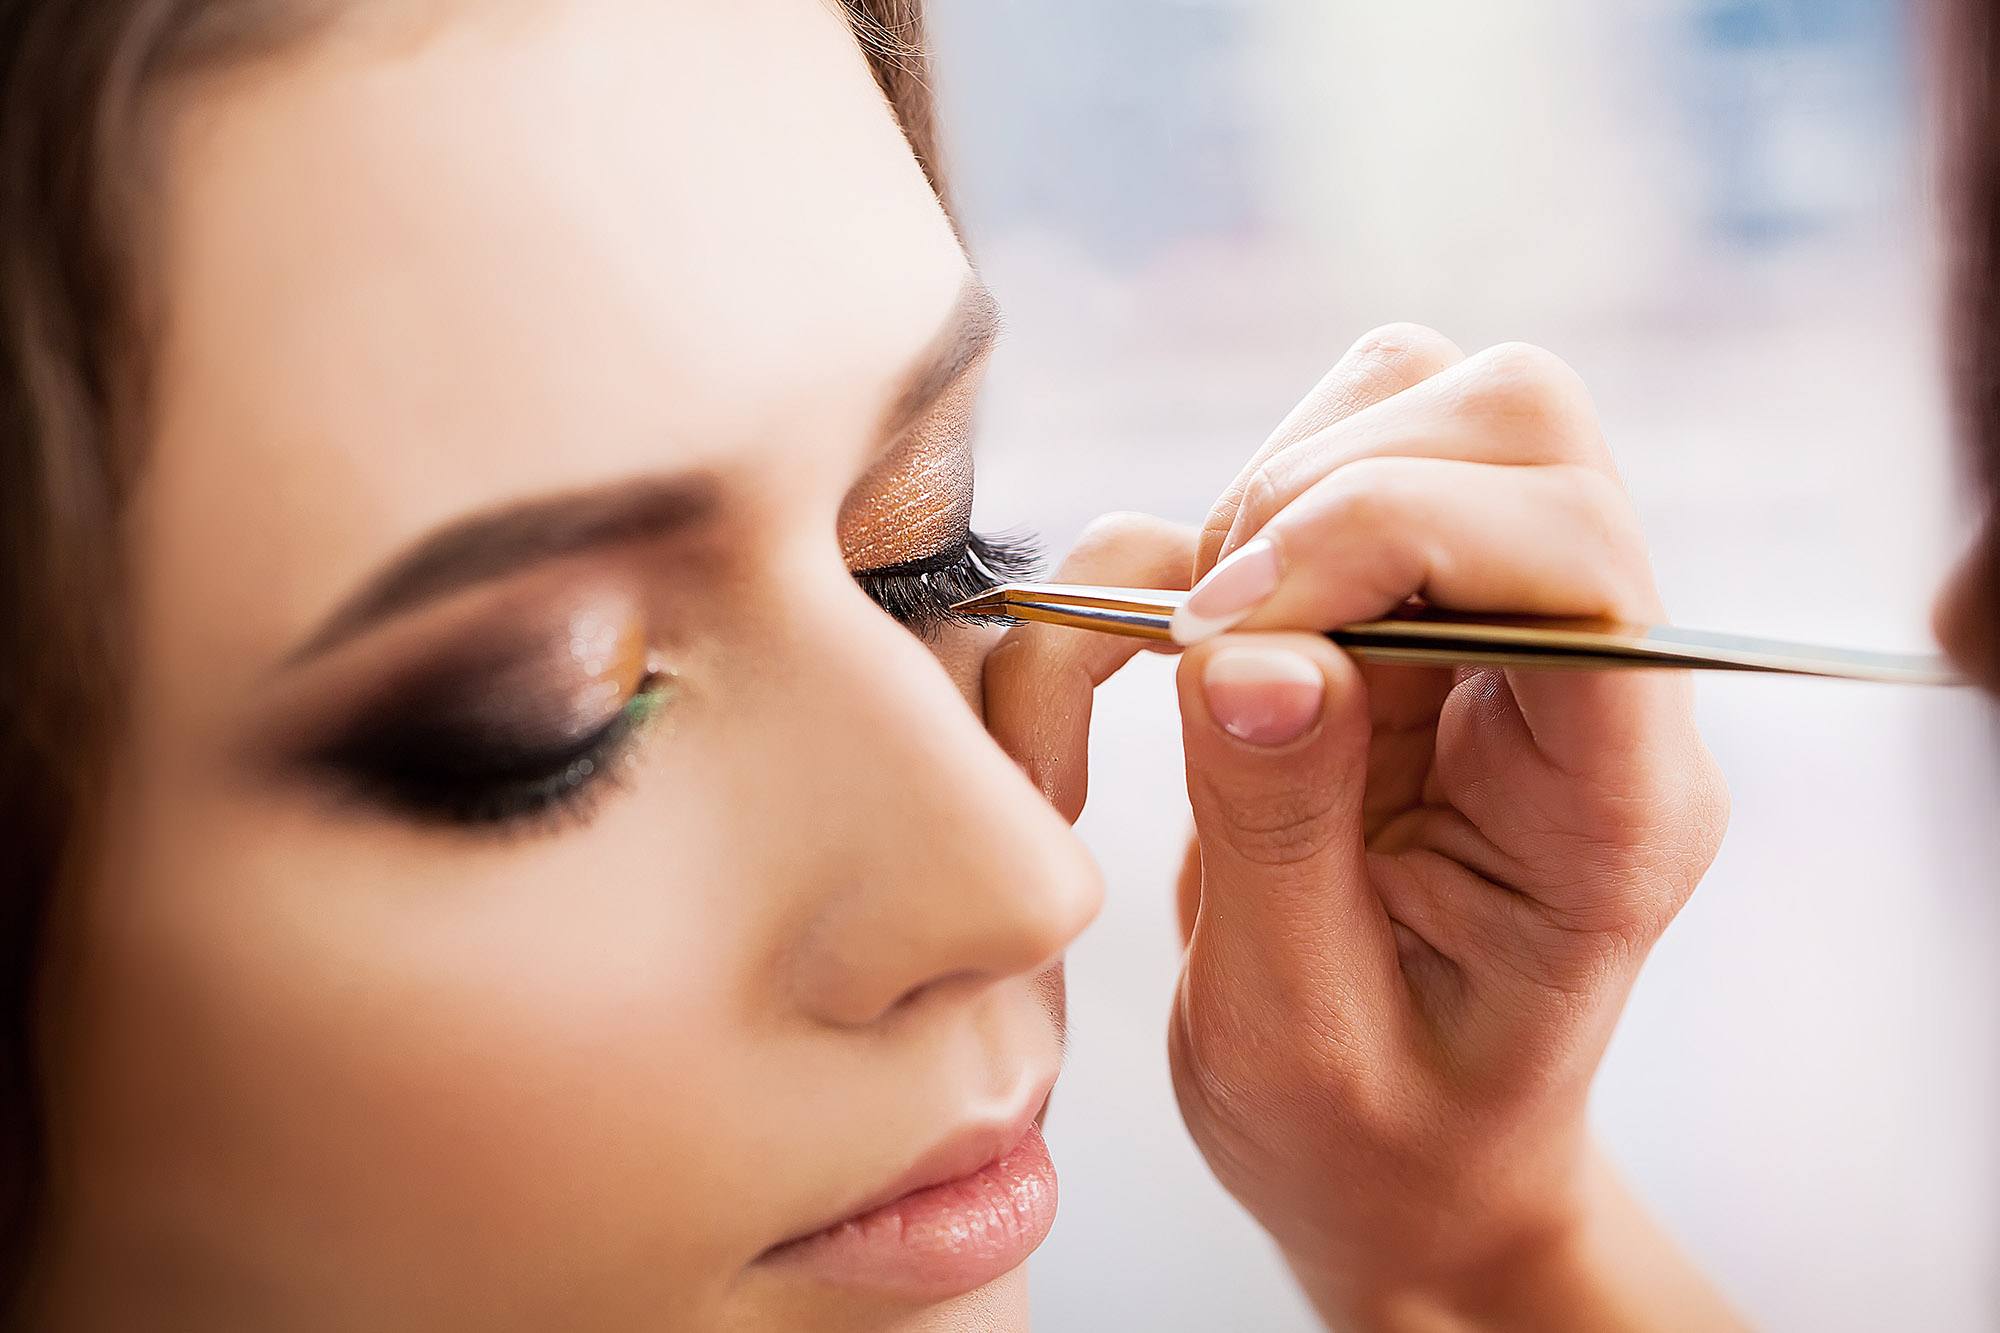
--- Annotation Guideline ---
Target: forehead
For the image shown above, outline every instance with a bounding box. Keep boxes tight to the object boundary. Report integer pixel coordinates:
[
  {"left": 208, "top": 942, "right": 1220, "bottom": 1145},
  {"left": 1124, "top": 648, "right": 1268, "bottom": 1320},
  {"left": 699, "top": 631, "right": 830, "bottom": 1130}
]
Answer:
[{"left": 141, "top": 0, "right": 966, "bottom": 660}]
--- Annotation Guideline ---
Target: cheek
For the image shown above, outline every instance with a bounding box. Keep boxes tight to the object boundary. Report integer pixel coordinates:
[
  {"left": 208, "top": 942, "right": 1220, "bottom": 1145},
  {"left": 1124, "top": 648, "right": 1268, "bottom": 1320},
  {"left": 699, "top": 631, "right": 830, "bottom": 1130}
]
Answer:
[{"left": 51, "top": 764, "right": 783, "bottom": 1313}]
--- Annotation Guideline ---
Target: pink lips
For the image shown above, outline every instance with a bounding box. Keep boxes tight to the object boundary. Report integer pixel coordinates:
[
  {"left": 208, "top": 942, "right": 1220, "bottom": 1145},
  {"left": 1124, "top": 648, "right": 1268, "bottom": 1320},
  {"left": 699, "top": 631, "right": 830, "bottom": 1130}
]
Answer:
[{"left": 759, "top": 1120, "right": 1059, "bottom": 1302}]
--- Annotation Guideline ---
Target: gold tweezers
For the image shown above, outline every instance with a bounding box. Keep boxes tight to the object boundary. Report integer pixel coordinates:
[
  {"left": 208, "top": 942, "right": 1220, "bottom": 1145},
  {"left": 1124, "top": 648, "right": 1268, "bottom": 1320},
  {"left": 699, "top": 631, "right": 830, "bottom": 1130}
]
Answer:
[{"left": 952, "top": 583, "right": 1964, "bottom": 685}]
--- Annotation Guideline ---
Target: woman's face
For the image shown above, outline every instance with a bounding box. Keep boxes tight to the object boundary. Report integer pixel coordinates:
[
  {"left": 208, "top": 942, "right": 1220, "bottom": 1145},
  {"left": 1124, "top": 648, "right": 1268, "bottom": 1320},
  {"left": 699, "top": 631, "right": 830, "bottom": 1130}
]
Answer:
[{"left": 41, "top": 1, "right": 1101, "bottom": 1327}]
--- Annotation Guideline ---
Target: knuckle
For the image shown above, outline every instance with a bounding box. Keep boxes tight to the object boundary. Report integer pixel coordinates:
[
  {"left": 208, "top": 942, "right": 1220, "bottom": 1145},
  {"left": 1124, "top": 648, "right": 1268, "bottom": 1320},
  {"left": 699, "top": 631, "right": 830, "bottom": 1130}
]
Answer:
[
  {"left": 1310, "top": 455, "right": 1418, "bottom": 529},
  {"left": 1694, "top": 748, "right": 1732, "bottom": 862},
  {"left": 1229, "top": 818, "right": 1342, "bottom": 873},
  {"left": 1203, "top": 475, "right": 1252, "bottom": 531},
  {"left": 1202, "top": 458, "right": 1285, "bottom": 572},
  {"left": 1063, "top": 510, "right": 1194, "bottom": 581},
  {"left": 1229, "top": 462, "right": 1284, "bottom": 540},
  {"left": 1563, "top": 468, "right": 1628, "bottom": 537},
  {"left": 1074, "top": 509, "right": 1169, "bottom": 549},
  {"left": 1351, "top": 320, "right": 1455, "bottom": 356},
  {"left": 1196, "top": 772, "right": 1347, "bottom": 871},
  {"left": 1459, "top": 342, "right": 1596, "bottom": 436},
  {"left": 1195, "top": 517, "right": 1234, "bottom": 578},
  {"left": 1472, "top": 339, "right": 1578, "bottom": 392},
  {"left": 1671, "top": 741, "right": 1732, "bottom": 885},
  {"left": 1341, "top": 321, "right": 1460, "bottom": 388},
  {"left": 1554, "top": 467, "right": 1652, "bottom": 606},
  {"left": 1553, "top": 743, "right": 1733, "bottom": 944},
  {"left": 1540, "top": 881, "right": 1665, "bottom": 966}
]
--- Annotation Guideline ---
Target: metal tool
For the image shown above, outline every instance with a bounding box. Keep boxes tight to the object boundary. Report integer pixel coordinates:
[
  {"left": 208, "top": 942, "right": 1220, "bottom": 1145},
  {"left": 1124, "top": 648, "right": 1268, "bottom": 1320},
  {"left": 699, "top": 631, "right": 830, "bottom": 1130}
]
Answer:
[{"left": 951, "top": 583, "right": 1963, "bottom": 685}]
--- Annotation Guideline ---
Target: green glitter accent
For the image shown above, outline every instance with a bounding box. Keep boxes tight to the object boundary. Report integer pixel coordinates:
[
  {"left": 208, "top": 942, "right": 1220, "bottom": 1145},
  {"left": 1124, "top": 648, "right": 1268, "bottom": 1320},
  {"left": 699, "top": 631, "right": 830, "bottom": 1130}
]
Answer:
[{"left": 623, "top": 676, "right": 675, "bottom": 729}]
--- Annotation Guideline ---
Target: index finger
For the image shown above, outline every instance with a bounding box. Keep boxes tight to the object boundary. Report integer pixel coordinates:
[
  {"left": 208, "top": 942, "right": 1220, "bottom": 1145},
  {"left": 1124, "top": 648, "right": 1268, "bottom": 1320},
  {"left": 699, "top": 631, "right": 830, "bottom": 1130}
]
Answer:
[{"left": 1197, "top": 323, "right": 1464, "bottom": 577}]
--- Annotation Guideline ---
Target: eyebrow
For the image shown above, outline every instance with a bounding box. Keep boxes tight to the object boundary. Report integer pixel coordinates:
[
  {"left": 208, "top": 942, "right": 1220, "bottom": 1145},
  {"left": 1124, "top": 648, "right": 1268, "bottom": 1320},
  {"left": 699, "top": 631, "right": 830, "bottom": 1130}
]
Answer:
[
  {"left": 285, "top": 478, "right": 720, "bottom": 665},
  {"left": 284, "top": 275, "right": 1001, "bottom": 667}
]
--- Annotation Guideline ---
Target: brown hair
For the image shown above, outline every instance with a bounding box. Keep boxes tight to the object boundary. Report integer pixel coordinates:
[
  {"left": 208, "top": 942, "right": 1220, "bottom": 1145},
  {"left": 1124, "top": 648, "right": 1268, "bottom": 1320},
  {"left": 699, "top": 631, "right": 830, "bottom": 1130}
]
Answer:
[
  {"left": 1940, "top": 0, "right": 2000, "bottom": 617},
  {"left": 0, "top": 0, "right": 943, "bottom": 1308}
]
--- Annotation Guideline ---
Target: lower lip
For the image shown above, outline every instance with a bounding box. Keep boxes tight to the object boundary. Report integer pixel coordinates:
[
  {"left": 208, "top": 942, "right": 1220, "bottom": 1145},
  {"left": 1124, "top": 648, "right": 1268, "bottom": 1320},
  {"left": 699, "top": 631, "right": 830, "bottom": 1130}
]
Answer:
[{"left": 760, "top": 1123, "right": 1059, "bottom": 1302}]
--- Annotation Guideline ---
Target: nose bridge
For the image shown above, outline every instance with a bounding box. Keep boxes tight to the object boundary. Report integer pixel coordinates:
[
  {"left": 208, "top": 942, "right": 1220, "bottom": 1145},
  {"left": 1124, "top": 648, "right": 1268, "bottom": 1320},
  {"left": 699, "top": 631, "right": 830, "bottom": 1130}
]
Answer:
[{"left": 771, "top": 586, "right": 1103, "bottom": 1029}]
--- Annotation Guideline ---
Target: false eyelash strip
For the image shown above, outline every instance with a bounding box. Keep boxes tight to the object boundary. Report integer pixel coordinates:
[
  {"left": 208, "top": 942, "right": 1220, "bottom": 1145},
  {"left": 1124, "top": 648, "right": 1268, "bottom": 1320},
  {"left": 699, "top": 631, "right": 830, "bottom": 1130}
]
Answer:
[{"left": 854, "top": 530, "right": 1043, "bottom": 634}]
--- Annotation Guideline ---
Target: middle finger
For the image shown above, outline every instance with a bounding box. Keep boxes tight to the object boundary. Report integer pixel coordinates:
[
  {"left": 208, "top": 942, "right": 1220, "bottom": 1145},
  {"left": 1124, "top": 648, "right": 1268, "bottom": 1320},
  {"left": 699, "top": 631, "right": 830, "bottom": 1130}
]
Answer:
[{"left": 1218, "top": 341, "right": 1622, "bottom": 562}]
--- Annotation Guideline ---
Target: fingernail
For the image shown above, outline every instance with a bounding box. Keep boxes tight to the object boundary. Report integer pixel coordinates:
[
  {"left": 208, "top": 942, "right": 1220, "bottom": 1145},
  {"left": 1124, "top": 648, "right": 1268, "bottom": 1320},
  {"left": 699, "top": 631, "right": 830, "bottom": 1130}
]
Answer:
[
  {"left": 1202, "top": 645, "right": 1324, "bottom": 747},
  {"left": 1171, "top": 538, "right": 1282, "bottom": 645}
]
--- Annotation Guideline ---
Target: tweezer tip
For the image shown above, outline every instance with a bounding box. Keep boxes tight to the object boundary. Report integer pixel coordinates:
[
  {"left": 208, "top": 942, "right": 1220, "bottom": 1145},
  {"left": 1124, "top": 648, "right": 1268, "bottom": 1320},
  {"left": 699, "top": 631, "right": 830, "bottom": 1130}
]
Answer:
[{"left": 949, "top": 587, "right": 1012, "bottom": 615}]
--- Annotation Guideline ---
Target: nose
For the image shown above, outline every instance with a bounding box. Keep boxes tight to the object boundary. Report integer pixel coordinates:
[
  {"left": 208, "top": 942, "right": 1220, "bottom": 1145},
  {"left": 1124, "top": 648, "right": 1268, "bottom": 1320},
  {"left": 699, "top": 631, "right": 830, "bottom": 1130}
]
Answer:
[{"left": 766, "top": 582, "right": 1104, "bottom": 1029}]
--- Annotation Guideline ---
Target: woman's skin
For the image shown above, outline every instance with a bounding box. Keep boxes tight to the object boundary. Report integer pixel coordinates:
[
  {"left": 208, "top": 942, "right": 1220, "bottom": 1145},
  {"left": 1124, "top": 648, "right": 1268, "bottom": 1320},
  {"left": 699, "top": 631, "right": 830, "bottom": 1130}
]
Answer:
[
  {"left": 41, "top": 2, "right": 1090, "bottom": 1327},
  {"left": 27, "top": 0, "right": 1744, "bottom": 1330}
]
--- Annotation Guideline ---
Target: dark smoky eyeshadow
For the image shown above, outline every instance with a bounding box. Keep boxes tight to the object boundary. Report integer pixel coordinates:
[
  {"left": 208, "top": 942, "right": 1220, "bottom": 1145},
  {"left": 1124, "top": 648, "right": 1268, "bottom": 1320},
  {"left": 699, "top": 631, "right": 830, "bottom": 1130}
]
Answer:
[{"left": 304, "top": 631, "right": 621, "bottom": 787}]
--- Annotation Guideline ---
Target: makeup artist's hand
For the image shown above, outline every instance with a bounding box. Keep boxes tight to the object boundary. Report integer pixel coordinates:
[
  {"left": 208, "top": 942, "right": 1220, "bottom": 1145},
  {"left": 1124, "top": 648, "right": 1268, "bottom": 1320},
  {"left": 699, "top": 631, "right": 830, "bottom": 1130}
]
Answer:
[{"left": 984, "top": 326, "right": 1742, "bottom": 1333}]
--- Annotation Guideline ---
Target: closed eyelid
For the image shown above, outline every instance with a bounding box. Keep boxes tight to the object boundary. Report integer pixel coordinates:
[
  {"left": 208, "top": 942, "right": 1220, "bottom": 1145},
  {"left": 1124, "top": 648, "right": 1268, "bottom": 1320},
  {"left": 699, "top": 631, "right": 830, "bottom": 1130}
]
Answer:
[
  {"left": 292, "top": 612, "right": 666, "bottom": 828},
  {"left": 314, "top": 629, "right": 634, "bottom": 756},
  {"left": 254, "top": 580, "right": 653, "bottom": 757},
  {"left": 838, "top": 361, "right": 983, "bottom": 570},
  {"left": 835, "top": 275, "right": 996, "bottom": 557}
]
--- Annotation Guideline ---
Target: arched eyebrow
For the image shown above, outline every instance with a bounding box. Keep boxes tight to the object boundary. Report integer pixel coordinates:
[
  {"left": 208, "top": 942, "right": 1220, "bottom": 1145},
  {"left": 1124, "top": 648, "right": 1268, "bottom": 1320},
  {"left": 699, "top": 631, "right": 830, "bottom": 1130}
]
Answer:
[
  {"left": 282, "top": 274, "right": 1001, "bottom": 668},
  {"left": 284, "top": 477, "right": 722, "bottom": 666}
]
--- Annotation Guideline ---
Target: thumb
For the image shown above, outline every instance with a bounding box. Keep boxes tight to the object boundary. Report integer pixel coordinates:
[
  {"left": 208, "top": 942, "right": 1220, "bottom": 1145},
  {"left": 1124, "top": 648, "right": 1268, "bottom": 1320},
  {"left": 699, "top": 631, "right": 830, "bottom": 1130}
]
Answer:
[{"left": 1175, "top": 632, "right": 1400, "bottom": 1023}]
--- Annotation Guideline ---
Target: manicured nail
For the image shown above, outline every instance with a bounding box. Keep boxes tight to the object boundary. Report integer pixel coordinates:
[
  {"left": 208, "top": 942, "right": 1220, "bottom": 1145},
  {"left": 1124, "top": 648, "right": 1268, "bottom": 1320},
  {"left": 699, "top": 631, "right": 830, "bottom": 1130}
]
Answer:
[
  {"left": 1171, "top": 538, "right": 1282, "bottom": 645},
  {"left": 1202, "top": 645, "right": 1323, "bottom": 747}
]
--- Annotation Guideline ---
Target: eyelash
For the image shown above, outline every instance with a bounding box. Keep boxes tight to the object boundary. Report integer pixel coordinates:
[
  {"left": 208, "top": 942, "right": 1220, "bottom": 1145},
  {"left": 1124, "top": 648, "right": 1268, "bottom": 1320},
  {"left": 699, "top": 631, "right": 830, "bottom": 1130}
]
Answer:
[{"left": 854, "top": 530, "right": 1043, "bottom": 635}]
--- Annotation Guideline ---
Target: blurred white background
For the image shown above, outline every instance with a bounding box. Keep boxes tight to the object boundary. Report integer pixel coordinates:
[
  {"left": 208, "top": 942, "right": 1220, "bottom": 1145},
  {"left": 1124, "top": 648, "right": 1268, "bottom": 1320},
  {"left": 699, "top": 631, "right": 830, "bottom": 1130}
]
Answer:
[{"left": 924, "top": 0, "right": 2000, "bottom": 1328}]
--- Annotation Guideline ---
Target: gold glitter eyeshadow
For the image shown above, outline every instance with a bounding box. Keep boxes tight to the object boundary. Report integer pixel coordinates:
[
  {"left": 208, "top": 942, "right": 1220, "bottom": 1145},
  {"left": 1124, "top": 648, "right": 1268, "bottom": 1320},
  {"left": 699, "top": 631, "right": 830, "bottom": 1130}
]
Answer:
[{"left": 837, "top": 346, "right": 982, "bottom": 569}]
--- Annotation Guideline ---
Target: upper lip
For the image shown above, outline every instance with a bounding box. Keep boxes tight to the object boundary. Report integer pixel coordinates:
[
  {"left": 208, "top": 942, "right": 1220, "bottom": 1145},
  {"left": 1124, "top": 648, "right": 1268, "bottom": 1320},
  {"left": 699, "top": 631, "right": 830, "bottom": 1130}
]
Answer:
[{"left": 765, "top": 1073, "right": 1057, "bottom": 1252}]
